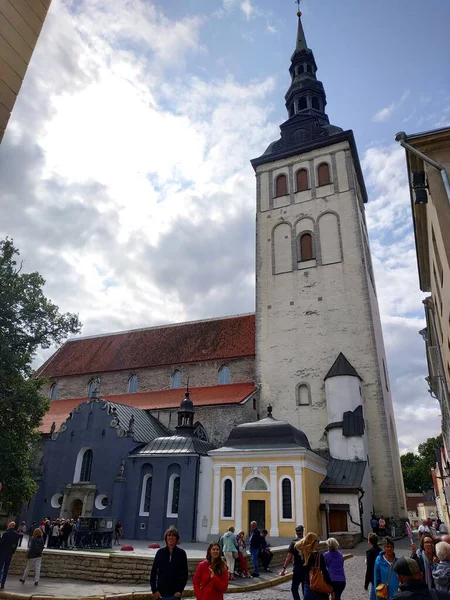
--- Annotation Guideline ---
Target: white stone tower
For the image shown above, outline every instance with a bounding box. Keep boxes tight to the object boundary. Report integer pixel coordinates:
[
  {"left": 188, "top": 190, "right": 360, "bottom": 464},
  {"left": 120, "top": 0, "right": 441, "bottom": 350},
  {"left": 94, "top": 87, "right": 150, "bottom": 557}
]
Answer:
[{"left": 251, "top": 11, "right": 407, "bottom": 518}]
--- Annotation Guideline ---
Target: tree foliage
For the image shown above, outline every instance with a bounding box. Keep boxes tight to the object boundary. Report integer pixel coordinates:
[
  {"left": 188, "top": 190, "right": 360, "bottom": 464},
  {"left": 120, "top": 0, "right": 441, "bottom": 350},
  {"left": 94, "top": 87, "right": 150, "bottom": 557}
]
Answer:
[
  {"left": 0, "top": 239, "right": 82, "bottom": 512},
  {"left": 400, "top": 434, "right": 443, "bottom": 493}
]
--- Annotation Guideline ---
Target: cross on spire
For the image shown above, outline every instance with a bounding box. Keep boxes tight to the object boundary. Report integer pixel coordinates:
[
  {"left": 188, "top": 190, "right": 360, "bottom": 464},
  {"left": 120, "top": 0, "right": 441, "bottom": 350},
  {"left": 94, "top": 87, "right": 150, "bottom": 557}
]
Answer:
[{"left": 295, "top": 0, "right": 301, "bottom": 10}]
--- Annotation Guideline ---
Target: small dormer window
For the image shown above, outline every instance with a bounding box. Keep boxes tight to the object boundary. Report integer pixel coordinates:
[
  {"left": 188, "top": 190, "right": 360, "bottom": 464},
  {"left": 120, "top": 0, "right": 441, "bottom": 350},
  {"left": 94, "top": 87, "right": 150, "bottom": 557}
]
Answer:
[
  {"left": 218, "top": 365, "right": 230, "bottom": 385},
  {"left": 49, "top": 383, "right": 59, "bottom": 400}
]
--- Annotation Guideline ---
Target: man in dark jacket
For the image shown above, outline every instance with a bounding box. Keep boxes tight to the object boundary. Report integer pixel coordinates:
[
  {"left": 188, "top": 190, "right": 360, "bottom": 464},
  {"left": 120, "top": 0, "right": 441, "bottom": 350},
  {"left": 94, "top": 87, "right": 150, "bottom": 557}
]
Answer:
[
  {"left": 280, "top": 525, "right": 305, "bottom": 600},
  {"left": 392, "top": 557, "right": 450, "bottom": 599},
  {"left": 249, "top": 521, "right": 261, "bottom": 577},
  {"left": 150, "top": 527, "right": 188, "bottom": 599},
  {"left": 0, "top": 522, "right": 20, "bottom": 589},
  {"left": 365, "top": 533, "right": 382, "bottom": 593}
]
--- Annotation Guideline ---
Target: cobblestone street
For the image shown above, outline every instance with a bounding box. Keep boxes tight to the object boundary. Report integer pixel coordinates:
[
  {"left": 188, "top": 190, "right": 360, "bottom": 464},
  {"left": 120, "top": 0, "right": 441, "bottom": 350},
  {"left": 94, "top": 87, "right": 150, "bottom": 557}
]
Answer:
[{"left": 226, "top": 536, "right": 413, "bottom": 600}]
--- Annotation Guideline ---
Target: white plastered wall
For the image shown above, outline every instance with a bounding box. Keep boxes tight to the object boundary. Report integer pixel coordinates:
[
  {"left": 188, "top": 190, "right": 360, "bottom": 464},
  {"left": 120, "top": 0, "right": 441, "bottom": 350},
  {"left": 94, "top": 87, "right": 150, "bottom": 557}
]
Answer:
[{"left": 196, "top": 456, "right": 213, "bottom": 542}]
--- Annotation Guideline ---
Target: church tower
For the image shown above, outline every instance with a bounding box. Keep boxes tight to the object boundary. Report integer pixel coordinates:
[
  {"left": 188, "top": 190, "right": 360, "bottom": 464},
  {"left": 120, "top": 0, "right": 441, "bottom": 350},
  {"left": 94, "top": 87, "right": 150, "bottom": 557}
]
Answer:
[{"left": 251, "top": 11, "right": 407, "bottom": 518}]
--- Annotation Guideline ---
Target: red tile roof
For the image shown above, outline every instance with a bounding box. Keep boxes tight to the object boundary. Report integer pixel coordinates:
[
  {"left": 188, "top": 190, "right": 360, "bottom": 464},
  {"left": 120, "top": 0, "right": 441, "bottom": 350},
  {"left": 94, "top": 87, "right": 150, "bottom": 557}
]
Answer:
[
  {"left": 37, "top": 314, "right": 255, "bottom": 378},
  {"left": 39, "top": 383, "right": 257, "bottom": 434}
]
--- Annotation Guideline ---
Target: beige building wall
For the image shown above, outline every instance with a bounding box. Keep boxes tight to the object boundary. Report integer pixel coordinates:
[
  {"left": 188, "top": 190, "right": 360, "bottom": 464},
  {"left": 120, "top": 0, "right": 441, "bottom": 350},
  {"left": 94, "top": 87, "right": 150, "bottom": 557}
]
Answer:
[
  {"left": 0, "top": 0, "right": 52, "bottom": 142},
  {"left": 402, "top": 128, "right": 450, "bottom": 450}
]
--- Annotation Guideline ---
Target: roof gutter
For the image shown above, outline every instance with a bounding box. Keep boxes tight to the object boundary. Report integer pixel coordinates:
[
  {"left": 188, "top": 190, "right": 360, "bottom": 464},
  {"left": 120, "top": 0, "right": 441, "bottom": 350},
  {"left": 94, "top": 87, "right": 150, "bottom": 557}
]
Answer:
[{"left": 395, "top": 131, "right": 450, "bottom": 204}]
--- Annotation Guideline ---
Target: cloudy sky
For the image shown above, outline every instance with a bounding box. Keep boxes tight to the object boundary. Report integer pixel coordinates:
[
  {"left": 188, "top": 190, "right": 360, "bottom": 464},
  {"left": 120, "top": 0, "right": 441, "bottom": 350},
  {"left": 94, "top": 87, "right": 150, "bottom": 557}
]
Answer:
[{"left": 1, "top": 0, "right": 449, "bottom": 453}]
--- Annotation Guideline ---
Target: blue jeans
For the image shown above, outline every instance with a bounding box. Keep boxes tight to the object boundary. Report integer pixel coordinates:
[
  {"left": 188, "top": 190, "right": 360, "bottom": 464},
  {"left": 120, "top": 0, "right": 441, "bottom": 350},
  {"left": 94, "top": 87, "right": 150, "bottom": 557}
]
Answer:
[
  {"left": 250, "top": 548, "right": 259, "bottom": 574},
  {"left": 0, "top": 554, "right": 12, "bottom": 588}
]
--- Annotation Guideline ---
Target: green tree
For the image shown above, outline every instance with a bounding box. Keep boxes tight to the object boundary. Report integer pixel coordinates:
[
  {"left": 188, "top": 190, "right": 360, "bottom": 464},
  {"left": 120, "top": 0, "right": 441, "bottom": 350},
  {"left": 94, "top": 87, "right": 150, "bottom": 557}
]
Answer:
[
  {"left": 0, "top": 239, "right": 81, "bottom": 512},
  {"left": 400, "top": 434, "right": 443, "bottom": 493}
]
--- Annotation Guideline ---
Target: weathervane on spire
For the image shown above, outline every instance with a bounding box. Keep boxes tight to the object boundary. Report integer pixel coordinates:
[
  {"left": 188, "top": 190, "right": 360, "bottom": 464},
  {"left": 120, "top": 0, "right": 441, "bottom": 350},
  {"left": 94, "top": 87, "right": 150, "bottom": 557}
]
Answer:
[{"left": 295, "top": 0, "right": 301, "bottom": 12}]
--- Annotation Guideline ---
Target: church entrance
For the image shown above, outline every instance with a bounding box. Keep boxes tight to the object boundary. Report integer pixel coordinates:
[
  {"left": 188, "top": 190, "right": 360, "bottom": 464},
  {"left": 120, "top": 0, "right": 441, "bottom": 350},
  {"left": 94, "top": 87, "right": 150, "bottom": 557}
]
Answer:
[
  {"left": 72, "top": 499, "right": 83, "bottom": 519},
  {"left": 248, "top": 500, "right": 265, "bottom": 531}
]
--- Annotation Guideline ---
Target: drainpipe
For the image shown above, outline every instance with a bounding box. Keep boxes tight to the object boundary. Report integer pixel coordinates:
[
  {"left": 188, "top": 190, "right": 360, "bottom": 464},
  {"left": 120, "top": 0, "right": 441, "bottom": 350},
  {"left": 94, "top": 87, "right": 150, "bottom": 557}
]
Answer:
[{"left": 395, "top": 131, "right": 450, "bottom": 204}]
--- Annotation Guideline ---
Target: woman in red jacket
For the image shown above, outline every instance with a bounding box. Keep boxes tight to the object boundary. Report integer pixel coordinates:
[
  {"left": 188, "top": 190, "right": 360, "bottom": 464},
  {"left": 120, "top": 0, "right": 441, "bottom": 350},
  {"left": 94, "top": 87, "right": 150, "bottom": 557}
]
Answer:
[{"left": 193, "top": 543, "right": 229, "bottom": 600}]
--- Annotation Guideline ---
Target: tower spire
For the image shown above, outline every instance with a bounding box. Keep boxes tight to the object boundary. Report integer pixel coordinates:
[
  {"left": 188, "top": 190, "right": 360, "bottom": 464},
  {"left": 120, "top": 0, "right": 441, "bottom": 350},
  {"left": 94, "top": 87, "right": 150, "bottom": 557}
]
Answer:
[{"left": 295, "top": 6, "right": 308, "bottom": 52}]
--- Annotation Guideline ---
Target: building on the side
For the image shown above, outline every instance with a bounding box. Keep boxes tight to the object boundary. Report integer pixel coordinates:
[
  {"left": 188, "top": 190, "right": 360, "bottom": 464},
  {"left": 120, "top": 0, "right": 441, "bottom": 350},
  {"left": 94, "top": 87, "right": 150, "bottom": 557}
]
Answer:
[
  {"left": 396, "top": 127, "right": 450, "bottom": 525},
  {"left": 0, "top": 0, "right": 52, "bottom": 142},
  {"left": 24, "top": 11, "right": 407, "bottom": 546}
]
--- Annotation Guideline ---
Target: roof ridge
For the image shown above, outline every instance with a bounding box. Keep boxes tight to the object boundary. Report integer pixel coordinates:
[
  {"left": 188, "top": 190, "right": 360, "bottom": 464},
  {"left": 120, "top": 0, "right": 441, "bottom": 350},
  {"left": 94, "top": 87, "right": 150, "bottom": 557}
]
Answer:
[{"left": 65, "top": 313, "right": 256, "bottom": 343}]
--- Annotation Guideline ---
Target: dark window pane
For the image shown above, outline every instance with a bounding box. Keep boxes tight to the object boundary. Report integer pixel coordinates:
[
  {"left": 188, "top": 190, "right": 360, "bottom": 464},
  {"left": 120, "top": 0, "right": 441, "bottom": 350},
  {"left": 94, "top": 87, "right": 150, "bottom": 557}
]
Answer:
[
  {"left": 223, "top": 479, "right": 232, "bottom": 518},
  {"left": 144, "top": 476, "right": 152, "bottom": 513},
  {"left": 300, "top": 233, "right": 313, "bottom": 261},
  {"left": 282, "top": 478, "right": 292, "bottom": 519},
  {"left": 298, "top": 97, "right": 308, "bottom": 111},
  {"left": 171, "top": 476, "right": 180, "bottom": 514},
  {"left": 80, "top": 449, "right": 93, "bottom": 482}
]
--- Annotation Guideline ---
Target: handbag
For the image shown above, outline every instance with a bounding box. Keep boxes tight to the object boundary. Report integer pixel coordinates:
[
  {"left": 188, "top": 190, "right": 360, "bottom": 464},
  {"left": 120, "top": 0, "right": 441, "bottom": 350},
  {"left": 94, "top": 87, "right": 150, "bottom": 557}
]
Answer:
[
  {"left": 309, "top": 552, "right": 333, "bottom": 595},
  {"left": 376, "top": 561, "right": 393, "bottom": 599}
]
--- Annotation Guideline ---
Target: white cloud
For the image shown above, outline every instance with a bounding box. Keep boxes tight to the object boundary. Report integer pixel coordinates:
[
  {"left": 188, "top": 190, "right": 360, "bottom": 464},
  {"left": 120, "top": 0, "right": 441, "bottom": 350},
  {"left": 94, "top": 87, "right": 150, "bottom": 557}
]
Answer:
[{"left": 372, "top": 90, "right": 410, "bottom": 122}]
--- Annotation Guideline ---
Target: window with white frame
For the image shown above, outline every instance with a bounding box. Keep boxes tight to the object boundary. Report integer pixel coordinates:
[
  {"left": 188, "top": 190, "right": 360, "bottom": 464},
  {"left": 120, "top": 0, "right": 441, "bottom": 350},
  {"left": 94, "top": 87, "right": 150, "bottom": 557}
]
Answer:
[
  {"left": 139, "top": 472, "right": 153, "bottom": 516},
  {"left": 128, "top": 374, "right": 138, "bottom": 393},
  {"left": 171, "top": 370, "right": 182, "bottom": 389},
  {"left": 167, "top": 473, "right": 180, "bottom": 517},
  {"left": 74, "top": 447, "right": 93, "bottom": 483},
  {"left": 222, "top": 478, "right": 233, "bottom": 519},
  {"left": 218, "top": 365, "right": 230, "bottom": 385},
  {"left": 281, "top": 477, "right": 293, "bottom": 520}
]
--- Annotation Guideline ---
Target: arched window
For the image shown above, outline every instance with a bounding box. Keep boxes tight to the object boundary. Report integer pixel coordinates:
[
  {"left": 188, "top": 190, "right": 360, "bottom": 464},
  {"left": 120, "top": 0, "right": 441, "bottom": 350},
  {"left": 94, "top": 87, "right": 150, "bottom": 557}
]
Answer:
[
  {"left": 318, "top": 212, "right": 341, "bottom": 264},
  {"left": 318, "top": 162, "right": 331, "bottom": 186},
  {"left": 298, "top": 65, "right": 304, "bottom": 74},
  {"left": 171, "top": 370, "right": 182, "bottom": 389},
  {"left": 245, "top": 477, "right": 267, "bottom": 491},
  {"left": 80, "top": 449, "right": 93, "bottom": 482},
  {"left": 49, "top": 383, "right": 59, "bottom": 400},
  {"left": 87, "top": 379, "right": 98, "bottom": 398},
  {"left": 128, "top": 374, "right": 138, "bottom": 393},
  {"left": 218, "top": 365, "right": 230, "bottom": 385},
  {"left": 167, "top": 474, "right": 180, "bottom": 517},
  {"left": 222, "top": 478, "right": 233, "bottom": 518},
  {"left": 306, "top": 64, "right": 312, "bottom": 73},
  {"left": 281, "top": 478, "right": 293, "bottom": 519},
  {"left": 297, "top": 97, "right": 307, "bottom": 111},
  {"left": 140, "top": 472, "right": 153, "bottom": 516},
  {"left": 296, "top": 169, "right": 309, "bottom": 192},
  {"left": 297, "top": 383, "right": 311, "bottom": 406},
  {"left": 275, "top": 174, "right": 288, "bottom": 197},
  {"left": 298, "top": 233, "right": 313, "bottom": 261},
  {"left": 311, "top": 97, "right": 320, "bottom": 110}
]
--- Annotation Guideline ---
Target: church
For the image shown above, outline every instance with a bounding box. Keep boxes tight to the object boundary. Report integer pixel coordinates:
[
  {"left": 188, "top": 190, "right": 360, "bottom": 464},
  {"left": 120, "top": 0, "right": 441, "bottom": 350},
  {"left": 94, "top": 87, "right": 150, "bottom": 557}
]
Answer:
[{"left": 26, "top": 11, "right": 407, "bottom": 547}]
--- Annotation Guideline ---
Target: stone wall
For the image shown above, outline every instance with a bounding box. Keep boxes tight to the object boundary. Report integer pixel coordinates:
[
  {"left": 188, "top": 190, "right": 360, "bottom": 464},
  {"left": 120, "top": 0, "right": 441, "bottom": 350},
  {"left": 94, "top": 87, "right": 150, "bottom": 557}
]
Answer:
[
  {"left": 42, "top": 358, "right": 255, "bottom": 400},
  {"left": 7, "top": 546, "right": 286, "bottom": 584}
]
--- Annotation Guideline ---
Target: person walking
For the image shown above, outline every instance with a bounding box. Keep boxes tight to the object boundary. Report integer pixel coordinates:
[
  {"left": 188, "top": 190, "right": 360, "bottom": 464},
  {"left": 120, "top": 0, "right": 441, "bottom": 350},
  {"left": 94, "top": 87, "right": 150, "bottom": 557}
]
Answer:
[
  {"left": 114, "top": 520, "right": 123, "bottom": 546},
  {"left": 193, "top": 543, "right": 228, "bottom": 600},
  {"left": 0, "top": 522, "right": 20, "bottom": 589},
  {"left": 411, "top": 535, "right": 438, "bottom": 589},
  {"left": 370, "top": 514, "right": 379, "bottom": 534},
  {"left": 221, "top": 526, "right": 238, "bottom": 580},
  {"left": 374, "top": 537, "right": 399, "bottom": 599},
  {"left": 324, "top": 537, "right": 346, "bottom": 600},
  {"left": 259, "top": 530, "right": 273, "bottom": 572},
  {"left": 150, "top": 526, "right": 188, "bottom": 599},
  {"left": 297, "top": 532, "right": 332, "bottom": 600},
  {"left": 280, "top": 525, "right": 305, "bottom": 600},
  {"left": 433, "top": 541, "right": 450, "bottom": 593},
  {"left": 236, "top": 531, "right": 251, "bottom": 578},
  {"left": 365, "top": 533, "right": 382, "bottom": 600},
  {"left": 17, "top": 522, "right": 26, "bottom": 547},
  {"left": 249, "top": 521, "right": 261, "bottom": 577},
  {"left": 378, "top": 516, "right": 386, "bottom": 537},
  {"left": 392, "top": 557, "right": 449, "bottom": 600},
  {"left": 19, "top": 528, "right": 45, "bottom": 586}
]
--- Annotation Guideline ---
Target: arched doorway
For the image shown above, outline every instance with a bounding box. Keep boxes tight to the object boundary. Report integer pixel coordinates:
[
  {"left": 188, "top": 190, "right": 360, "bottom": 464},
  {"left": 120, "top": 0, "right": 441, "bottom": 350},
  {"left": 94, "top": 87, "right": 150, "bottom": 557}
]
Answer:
[{"left": 72, "top": 499, "right": 83, "bottom": 519}]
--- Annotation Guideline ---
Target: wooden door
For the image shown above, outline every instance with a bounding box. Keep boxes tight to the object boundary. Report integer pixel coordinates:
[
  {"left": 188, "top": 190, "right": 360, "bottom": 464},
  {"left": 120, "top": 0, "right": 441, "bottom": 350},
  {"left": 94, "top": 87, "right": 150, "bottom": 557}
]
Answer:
[{"left": 329, "top": 510, "right": 347, "bottom": 532}]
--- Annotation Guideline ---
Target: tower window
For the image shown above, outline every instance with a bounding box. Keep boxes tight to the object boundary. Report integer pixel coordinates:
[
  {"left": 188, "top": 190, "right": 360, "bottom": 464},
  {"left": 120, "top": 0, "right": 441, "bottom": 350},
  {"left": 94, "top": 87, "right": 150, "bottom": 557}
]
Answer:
[
  {"left": 128, "top": 374, "right": 138, "bottom": 393},
  {"left": 297, "top": 383, "right": 311, "bottom": 406},
  {"left": 296, "top": 169, "right": 309, "bottom": 192},
  {"left": 171, "top": 370, "right": 182, "bottom": 389},
  {"left": 306, "top": 64, "right": 312, "bottom": 73},
  {"left": 218, "top": 365, "right": 231, "bottom": 385},
  {"left": 275, "top": 174, "right": 288, "bottom": 197},
  {"left": 298, "top": 65, "right": 304, "bottom": 74},
  {"left": 49, "top": 383, "right": 59, "bottom": 400},
  {"left": 298, "top": 233, "right": 314, "bottom": 262},
  {"left": 297, "top": 97, "right": 308, "bottom": 111},
  {"left": 317, "top": 162, "right": 331, "bottom": 186},
  {"left": 311, "top": 97, "right": 320, "bottom": 110},
  {"left": 222, "top": 478, "right": 233, "bottom": 518},
  {"left": 80, "top": 449, "right": 93, "bottom": 482}
]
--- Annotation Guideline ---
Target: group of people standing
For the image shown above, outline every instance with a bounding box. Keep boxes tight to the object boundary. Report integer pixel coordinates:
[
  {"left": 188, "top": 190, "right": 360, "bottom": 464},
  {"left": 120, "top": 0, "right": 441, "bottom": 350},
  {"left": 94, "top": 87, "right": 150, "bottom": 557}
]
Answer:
[
  {"left": 365, "top": 530, "right": 450, "bottom": 600},
  {"left": 218, "top": 522, "right": 273, "bottom": 579}
]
